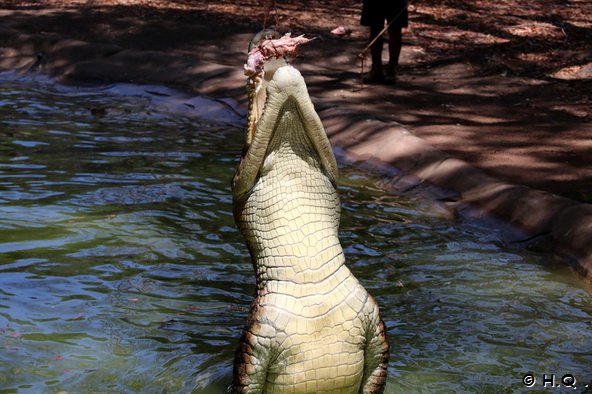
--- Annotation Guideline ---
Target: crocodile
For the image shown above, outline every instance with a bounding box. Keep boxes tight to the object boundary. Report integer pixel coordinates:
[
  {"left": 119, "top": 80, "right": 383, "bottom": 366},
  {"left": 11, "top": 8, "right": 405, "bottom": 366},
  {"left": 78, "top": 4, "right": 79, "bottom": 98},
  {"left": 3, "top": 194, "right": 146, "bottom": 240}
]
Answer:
[{"left": 231, "top": 31, "right": 389, "bottom": 394}]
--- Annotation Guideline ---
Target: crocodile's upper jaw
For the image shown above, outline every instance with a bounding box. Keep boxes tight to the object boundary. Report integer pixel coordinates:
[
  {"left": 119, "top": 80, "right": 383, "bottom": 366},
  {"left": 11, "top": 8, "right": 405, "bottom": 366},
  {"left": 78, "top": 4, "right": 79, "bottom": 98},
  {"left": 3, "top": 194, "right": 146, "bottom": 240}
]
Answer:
[{"left": 232, "top": 64, "right": 338, "bottom": 205}]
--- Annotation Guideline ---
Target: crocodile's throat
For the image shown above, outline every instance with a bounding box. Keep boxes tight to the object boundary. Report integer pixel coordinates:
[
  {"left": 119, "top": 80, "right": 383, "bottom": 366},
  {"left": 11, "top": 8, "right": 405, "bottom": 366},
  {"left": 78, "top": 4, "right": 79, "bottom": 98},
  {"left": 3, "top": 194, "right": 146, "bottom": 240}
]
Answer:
[{"left": 239, "top": 99, "right": 343, "bottom": 288}]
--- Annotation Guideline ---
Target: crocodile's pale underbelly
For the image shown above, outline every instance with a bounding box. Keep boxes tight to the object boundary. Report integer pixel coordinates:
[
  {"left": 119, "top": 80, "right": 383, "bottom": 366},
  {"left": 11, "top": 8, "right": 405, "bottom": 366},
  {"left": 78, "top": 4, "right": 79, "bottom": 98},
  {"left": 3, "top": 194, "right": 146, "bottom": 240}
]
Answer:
[{"left": 256, "top": 274, "right": 374, "bottom": 393}]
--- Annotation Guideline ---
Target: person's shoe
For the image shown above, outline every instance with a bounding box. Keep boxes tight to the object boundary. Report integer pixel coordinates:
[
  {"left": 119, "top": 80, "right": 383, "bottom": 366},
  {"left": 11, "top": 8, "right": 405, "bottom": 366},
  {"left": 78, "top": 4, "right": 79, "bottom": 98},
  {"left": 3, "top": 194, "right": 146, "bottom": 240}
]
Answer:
[
  {"left": 384, "top": 63, "right": 398, "bottom": 84},
  {"left": 362, "top": 65, "right": 384, "bottom": 84}
]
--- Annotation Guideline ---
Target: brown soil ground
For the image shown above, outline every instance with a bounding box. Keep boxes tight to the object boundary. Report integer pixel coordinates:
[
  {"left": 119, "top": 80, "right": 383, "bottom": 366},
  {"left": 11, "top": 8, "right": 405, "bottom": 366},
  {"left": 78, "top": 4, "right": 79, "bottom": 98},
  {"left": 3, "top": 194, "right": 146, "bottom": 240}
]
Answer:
[{"left": 1, "top": 0, "right": 591, "bottom": 202}]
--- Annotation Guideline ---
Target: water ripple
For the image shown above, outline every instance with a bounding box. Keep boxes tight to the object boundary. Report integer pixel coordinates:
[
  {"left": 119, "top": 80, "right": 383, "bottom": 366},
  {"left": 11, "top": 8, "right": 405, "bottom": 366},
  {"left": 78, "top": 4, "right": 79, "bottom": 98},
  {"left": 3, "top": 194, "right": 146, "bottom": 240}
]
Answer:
[{"left": 0, "top": 77, "right": 590, "bottom": 393}]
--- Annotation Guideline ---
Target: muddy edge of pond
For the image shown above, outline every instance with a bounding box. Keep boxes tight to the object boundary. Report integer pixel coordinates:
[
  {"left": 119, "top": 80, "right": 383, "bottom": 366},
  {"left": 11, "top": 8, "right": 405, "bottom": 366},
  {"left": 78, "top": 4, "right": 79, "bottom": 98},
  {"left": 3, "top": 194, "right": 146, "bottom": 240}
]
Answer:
[{"left": 1, "top": 26, "right": 591, "bottom": 283}]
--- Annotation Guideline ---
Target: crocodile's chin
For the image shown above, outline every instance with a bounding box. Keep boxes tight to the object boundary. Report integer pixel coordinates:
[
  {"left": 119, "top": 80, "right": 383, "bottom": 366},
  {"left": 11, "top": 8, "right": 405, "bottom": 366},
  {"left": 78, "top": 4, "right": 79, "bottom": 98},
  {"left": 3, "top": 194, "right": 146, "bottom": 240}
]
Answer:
[{"left": 232, "top": 65, "right": 338, "bottom": 203}]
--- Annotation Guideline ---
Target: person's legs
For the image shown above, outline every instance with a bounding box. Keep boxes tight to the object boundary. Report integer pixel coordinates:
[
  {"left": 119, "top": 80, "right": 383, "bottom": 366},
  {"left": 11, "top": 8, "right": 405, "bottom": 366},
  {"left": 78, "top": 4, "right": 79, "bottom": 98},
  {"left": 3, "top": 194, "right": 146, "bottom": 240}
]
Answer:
[
  {"left": 384, "top": 25, "right": 402, "bottom": 81},
  {"left": 363, "top": 22, "right": 385, "bottom": 83},
  {"left": 384, "top": 0, "right": 407, "bottom": 81},
  {"left": 361, "top": 0, "right": 390, "bottom": 83},
  {"left": 387, "top": 26, "right": 402, "bottom": 67},
  {"left": 370, "top": 23, "right": 384, "bottom": 70}
]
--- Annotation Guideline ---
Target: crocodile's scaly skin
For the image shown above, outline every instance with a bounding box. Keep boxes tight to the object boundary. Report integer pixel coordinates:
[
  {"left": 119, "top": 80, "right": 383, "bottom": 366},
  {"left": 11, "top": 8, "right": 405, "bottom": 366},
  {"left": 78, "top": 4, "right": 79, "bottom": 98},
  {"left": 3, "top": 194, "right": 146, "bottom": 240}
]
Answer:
[{"left": 231, "top": 56, "right": 388, "bottom": 393}]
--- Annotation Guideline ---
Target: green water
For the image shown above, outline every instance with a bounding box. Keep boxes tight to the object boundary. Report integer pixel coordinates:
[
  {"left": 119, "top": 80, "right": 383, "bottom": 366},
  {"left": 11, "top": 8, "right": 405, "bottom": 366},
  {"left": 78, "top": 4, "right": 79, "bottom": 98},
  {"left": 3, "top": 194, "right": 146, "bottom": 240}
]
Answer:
[{"left": 0, "top": 78, "right": 590, "bottom": 394}]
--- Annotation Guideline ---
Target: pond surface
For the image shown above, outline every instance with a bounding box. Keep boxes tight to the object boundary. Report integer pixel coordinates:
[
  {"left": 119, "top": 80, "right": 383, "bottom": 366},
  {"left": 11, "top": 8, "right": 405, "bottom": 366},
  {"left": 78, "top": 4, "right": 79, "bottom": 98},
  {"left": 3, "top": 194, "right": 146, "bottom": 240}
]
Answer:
[{"left": 0, "top": 77, "right": 591, "bottom": 393}]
